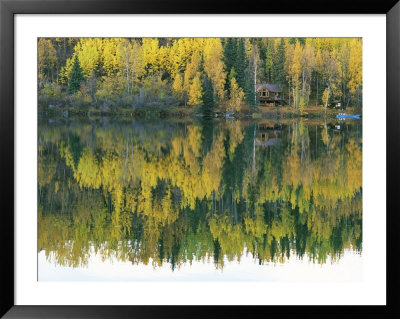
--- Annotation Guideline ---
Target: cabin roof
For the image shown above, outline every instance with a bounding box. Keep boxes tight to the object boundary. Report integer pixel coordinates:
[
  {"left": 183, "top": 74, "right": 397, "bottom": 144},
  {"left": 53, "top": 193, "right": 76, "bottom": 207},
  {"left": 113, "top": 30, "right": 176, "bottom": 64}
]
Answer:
[{"left": 256, "top": 83, "right": 282, "bottom": 92}]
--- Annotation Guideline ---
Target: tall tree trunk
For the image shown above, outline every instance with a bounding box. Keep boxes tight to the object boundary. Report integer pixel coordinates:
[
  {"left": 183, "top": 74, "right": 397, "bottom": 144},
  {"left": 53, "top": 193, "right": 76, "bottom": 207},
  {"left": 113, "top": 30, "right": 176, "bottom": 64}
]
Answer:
[
  {"left": 253, "top": 124, "right": 256, "bottom": 173},
  {"left": 324, "top": 119, "right": 329, "bottom": 152},
  {"left": 342, "top": 72, "right": 345, "bottom": 103},
  {"left": 126, "top": 50, "right": 130, "bottom": 95},
  {"left": 324, "top": 82, "right": 331, "bottom": 113},
  {"left": 125, "top": 140, "right": 129, "bottom": 170},
  {"left": 254, "top": 58, "right": 257, "bottom": 107},
  {"left": 131, "top": 59, "right": 135, "bottom": 96},
  {"left": 315, "top": 125, "right": 318, "bottom": 159}
]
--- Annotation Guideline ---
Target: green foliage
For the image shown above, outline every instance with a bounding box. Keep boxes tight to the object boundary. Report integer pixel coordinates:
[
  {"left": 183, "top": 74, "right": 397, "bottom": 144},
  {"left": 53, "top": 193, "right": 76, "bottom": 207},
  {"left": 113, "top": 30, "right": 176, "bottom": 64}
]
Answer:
[
  {"left": 272, "top": 38, "right": 286, "bottom": 85},
  {"left": 68, "top": 55, "right": 84, "bottom": 95},
  {"left": 223, "top": 38, "right": 237, "bottom": 76},
  {"left": 245, "top": 70, "right": 256, "bottom": 108},
  {"left": 234, "top": 38, "right": 247, "bottom": 90},
  {"left": 265, "top": 41, "right": 274, "bottom": 82},
  {"left": 201, "top": 75, "right": 214, "bottom": 116}
]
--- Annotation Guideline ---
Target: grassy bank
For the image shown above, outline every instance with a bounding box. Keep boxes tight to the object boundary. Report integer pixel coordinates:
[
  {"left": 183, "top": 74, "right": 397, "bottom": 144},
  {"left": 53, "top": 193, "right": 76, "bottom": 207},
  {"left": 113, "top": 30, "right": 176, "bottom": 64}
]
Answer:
[
  {"left": 238, "top": 105, "right": 362, "bottom": 119},
  {"left": 39, "top": 104, "right": 362, "bottom": 120}
]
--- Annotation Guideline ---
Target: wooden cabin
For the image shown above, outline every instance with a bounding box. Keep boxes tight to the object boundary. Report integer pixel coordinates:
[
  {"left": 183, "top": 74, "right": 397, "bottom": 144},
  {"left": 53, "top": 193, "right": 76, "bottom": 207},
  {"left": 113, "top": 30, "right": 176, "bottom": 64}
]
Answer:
[{"left": 256, "top": 84, "right": 285, "bottom": 106}]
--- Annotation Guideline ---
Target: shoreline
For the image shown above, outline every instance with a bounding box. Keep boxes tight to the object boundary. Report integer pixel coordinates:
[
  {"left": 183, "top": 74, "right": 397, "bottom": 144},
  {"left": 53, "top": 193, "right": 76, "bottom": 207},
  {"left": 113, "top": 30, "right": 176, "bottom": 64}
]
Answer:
[{"left": 38, "top": 105, "right": 362, "bottom": 120}]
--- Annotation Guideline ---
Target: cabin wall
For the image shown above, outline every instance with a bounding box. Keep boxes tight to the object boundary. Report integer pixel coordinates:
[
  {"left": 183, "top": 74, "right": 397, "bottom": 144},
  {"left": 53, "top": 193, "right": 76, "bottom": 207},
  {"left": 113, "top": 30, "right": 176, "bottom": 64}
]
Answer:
[
  {"left": 257, "top": 90, "right": 281, "bottom": 106},
  {"left": 258, "top": 90, "right": 280, "bottom": 98}
]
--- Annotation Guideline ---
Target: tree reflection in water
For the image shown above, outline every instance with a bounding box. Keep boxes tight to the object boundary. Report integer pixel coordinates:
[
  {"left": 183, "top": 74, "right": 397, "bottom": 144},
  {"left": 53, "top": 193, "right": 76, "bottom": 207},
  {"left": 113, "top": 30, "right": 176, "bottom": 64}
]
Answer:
[{"left": 38, "top": 118, "right": 362, "bottom": 271}]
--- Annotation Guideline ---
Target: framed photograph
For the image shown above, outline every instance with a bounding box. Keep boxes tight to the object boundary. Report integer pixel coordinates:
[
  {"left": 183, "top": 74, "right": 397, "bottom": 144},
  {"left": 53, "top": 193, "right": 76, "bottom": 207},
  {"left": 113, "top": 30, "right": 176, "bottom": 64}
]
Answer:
[{"left": 1, "top": 0, "right": 398, "bottom": 317}]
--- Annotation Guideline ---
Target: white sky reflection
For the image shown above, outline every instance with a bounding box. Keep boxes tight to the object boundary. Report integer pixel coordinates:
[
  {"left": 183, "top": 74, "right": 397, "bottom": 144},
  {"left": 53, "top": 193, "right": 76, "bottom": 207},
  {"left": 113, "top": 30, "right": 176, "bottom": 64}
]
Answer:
[{"left": 38, "top": 249, "right": 362, "bottom": 282}]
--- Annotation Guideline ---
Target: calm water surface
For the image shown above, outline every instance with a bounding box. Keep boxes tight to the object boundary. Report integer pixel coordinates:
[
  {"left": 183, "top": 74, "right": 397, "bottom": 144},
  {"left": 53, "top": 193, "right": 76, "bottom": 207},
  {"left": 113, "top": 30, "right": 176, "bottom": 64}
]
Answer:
[{"left": 38, "top": 117, "right": 362, "bottom": 281}]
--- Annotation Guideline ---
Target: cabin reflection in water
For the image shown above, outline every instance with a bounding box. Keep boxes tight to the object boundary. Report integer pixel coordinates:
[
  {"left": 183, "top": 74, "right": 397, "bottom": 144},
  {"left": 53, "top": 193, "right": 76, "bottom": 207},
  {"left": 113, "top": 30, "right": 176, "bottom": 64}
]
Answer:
[{"left": 256, "top": 122, "right": 284, "bottom": 147}]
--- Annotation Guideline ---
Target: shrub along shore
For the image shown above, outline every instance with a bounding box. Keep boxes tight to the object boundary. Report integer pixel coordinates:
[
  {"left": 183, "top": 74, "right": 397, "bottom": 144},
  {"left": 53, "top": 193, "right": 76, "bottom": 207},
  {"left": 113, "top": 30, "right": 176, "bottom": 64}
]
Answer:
[{"left": 38, "top": 103, "right": 362, "bottom": 120}]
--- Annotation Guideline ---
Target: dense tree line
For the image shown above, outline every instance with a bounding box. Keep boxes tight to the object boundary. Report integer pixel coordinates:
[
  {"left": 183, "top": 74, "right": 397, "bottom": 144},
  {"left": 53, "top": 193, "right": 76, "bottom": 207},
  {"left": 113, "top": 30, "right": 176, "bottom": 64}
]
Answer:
[
  {"left": 38, "top": 37, "right": 362, "bottom": 112},
  {"left": 38, "top": 119, "right": 362, "bottom": 269}
]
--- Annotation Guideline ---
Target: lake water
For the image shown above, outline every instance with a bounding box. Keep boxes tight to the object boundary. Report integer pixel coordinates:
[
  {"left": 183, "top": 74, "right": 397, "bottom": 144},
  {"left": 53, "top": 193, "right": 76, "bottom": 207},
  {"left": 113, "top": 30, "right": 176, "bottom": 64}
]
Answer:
[{"left": 38, "top": 117, "right": 362, "bottom": 281}]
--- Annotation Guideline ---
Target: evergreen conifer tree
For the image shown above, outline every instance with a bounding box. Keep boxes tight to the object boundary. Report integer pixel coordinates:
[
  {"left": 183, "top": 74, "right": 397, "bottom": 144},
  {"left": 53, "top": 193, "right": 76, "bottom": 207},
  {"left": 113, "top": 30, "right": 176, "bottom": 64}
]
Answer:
[
  {"left": 265, "top": 41, "right": 274, "bottom": 82},
  {"left": 234, "top": 38, "right": 246, "bottom": 90},
  {"left": 68, "top": 55, "right": 84, "bottom": 95},
  {"left": 271, "top": 39, "right": 286, "bottom": 86},
  {"left": 201, "top": 75, "right": 214, "bottom": 117},
  {"left": 245, "top": 70, "right": 256, "bottom": 108},
  {"left": 223, "top": 38, "right": 237, "bottom": 93},
  {"left": 223, "top": 38, "right": 236, "bottom": 74}
]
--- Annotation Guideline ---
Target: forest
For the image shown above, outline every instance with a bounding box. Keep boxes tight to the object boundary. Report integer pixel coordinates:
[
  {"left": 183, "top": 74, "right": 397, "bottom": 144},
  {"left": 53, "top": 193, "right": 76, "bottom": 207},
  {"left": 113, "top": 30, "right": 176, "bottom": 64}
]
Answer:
[
  {"left": 38, "top": 118, "right": 362, "bottom": 269},
  {"left": 38, "top": 37, "right": 362, "bottom": 114}
]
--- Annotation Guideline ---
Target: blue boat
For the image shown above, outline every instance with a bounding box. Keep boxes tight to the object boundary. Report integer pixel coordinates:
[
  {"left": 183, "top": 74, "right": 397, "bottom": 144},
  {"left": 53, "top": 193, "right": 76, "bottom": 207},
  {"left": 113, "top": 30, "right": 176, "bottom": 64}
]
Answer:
[{"left": 336, "top": 113, "right": 361, "bottom": 119}]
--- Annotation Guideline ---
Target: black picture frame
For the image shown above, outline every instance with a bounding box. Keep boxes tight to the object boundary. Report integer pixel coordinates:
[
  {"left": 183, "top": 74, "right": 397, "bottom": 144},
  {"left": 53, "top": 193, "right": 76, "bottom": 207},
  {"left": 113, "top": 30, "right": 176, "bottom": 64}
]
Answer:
[{"left": 1, "top": 0, "right": 398, "bottom": 317}]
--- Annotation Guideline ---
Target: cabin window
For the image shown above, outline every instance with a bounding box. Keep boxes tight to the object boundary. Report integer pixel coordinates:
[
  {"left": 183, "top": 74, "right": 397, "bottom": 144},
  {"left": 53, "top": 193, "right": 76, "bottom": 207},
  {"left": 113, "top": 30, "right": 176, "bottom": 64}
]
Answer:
[
  {"left": 262, "top": 91, "right": 266, "bottom": 97},
  {"left": 266, "top": 91, "right": 269, "bottom": 97}
]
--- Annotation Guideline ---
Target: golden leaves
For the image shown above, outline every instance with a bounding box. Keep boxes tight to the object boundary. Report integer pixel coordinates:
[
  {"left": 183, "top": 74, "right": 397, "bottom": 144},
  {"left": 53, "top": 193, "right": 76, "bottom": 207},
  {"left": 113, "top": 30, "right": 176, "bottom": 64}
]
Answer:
[
  {"left": 74, "top": 148, "right": 101, "bottom": 189},
  {"left": 228, "top": 77, "right": 245, "bottom": 112}
]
